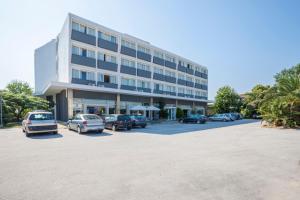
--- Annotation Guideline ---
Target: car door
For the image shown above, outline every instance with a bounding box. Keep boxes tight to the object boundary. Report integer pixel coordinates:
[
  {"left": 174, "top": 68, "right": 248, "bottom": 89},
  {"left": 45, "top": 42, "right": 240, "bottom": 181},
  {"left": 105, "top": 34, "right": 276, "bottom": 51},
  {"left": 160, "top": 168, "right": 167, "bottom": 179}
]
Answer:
[{"left": 71, "top": 115, "right": 80, "bottom": 129}]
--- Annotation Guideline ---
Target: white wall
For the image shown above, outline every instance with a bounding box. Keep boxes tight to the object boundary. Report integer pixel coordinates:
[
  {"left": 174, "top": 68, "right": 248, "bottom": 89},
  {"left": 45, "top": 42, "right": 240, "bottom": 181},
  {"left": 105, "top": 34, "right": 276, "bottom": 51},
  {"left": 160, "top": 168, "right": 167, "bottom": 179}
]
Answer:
[{"left": 34, "top": 39, "right": 57, "bottom": 94}]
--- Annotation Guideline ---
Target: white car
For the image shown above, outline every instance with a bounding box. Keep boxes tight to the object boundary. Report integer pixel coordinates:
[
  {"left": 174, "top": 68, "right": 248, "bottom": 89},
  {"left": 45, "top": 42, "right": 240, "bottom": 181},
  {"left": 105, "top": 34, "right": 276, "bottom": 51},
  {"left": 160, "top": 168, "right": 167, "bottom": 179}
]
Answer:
[
  {"left": 22, "top": 111, "right": 58, "bottom": 137},
  {"left": 67, "top": 114, "right": 104, "bottom": 134}
]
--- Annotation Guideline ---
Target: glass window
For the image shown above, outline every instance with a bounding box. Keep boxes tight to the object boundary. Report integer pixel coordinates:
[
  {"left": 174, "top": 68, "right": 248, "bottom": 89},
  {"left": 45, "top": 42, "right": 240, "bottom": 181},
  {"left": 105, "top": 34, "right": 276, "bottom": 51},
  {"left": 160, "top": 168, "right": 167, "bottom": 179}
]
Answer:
[
  {"left": 121, "top": 78, "right": 135, "bottom": 86},
  {"left": 137, "top": 45, "right": 150, "bottom": 54},
  {"left": 137, "top": 80, "right": 150, "bottom": 88},
  {"left": 72, "top": 46, "right": 81, "bottom": 55},
  {"left": 29, "top": 113, "right": 54, "bottom": 120},
  {"left": 87, "top": 50, "right": 95, "bottom": 58},
  {"left": 110, "top": 75, "right": 117, "bottom": 84},
  {"left": 178, "top": 73, "right": 185, "bottom": 80},
  {"left": 86, "top": 72, "right": 95, "bottom": 81},
  {"left": 98, "top": 32, "right": 117, "bottom": 43},
  {"left": 137, "top": 62, "right": 150, "bottom": 71},
  {"left": 165, "top": 55, "right": 175, "bottom": 63},
  {"left": 121, "top": 58, "right": 135, "bottom": 68},
  {"left": 186, "top": 76, "right": 193, "bottom": 82},
  {"left": 72, "top": 21, "right": 85, "bottom": 33},
  {"left": 154, "top": 83, "right": 163, "bottom": 91},
  {"left": 72, "top": 69, "right": 80, "bottom": 79},
  {"left": 154, "top": 67, "right": 163, "bottom": 74},
  {"left": 179, "top": 60, "right": 186, "bottom": 67},
  {"left": 98, "top": 52, "right": 104, "bottom": 61},
  {"left": 98, "top": 73, "right": 104, "bottom": 82},
  {"left": 121, "top": 39, "right": 135, "bottom": 49},
  {"left": 154, "top": 51, "right": 163, "bottom": 59},
  {"left": 86, "top": 27, "right": 96, "bottom": 36},
  {"left": 178, "top": 87, "right": 185, "bottom": 94},
  {"left": 106, "top": 55, "right": 117, "bottom": 63},
  {"left": 165, "top": 70, "right": 175, "bottom": 77}
]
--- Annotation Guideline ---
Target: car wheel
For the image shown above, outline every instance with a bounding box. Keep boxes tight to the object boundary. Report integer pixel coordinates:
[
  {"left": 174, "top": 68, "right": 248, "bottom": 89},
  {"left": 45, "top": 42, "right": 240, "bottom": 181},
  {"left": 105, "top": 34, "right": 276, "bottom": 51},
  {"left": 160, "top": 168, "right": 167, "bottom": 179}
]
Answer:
[
  {"left": 196, "top": 120, "right": 200, "bottom": 124},
  {"left": 142, "top": 125, "right": 146, "bottom": 128},
  {"left": 77, "top": 126, "right": 82, "bottom": 134},
  {"left": 127, "top": 125, "right": 132, "bottom": 130},
  {"left": 68, "top": 124, "right": 71, "bottom": 130},
  {"left": 98, "top": 129, "right": 103, "bottom": 133},
  {"left": 25, "top": 131, "right": 30, "bottom": 137},
  {"left": 53, "top": 131, "right": 58, "bottom": 134},
  {"left": 112, "top": 125, "right": 117, "bottom": 131}
]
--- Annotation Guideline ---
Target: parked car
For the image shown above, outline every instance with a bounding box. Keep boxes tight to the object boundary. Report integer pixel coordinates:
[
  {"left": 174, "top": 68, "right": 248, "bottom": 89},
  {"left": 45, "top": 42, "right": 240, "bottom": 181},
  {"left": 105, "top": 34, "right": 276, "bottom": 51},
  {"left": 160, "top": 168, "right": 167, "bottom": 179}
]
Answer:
[
  {"left": 22, "top": 111, "right": 57, "bottom": 137},
  {"left": 67, "top": 114, "right": 104, "bottom": 134},
  {"left": 129, "top": 115, "right": 147, "bottom": 128},
  {"left": 209, "top": 114, "right": 231, "bottom": 122},
  {"left": 224, "top": 113, "right": 235, "bottom": 121},
  {"left": 182, "top": 114, "right": 207, "bottom": 124},
  {"left": 104, "top": 114, "right": 132, "bottom": 131}
]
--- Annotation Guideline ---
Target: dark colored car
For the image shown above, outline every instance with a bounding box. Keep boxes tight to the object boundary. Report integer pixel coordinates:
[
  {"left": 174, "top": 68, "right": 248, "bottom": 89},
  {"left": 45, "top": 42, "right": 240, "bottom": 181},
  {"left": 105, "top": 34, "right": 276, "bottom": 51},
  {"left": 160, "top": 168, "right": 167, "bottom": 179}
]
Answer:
[
  {"left": 104, "top": 114, "right": 132, "bottom": 131},
  {"left": 129, "top": 115, "right": 147, "bottom": 128},
  {"left": 182, "top": 114, "right": 207, "bottom": 124}
]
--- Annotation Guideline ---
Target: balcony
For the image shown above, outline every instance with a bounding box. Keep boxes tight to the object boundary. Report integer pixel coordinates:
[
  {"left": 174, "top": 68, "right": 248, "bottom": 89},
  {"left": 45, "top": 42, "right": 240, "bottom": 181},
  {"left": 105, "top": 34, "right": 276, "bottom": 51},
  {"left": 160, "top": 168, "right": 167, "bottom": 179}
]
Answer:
[
  {"left": 202, "top": 73, "right": 208, "bottom": 79},
  {"left": 120, "top": 65, "right": 136, "bottom": 76},
  {"left": 195, "top": 95, "right": 208, "bottom": 100},
  {"left": 165, "top": 91, "right": 176, "bottom": 96},
  {"left": 153, "top": 73, "right": 165, "bottom": 81},
  {"left": 165, "top": 60, "right": 176, "bottom": 70},
  {"left": 98, "top": 38, "right": 118, "bottom": 52},
  {"left": 177, "top": 64, "right": 186, "bottom": 73},
  {"left": 194, "top": 71, "right": 208, "bottom": 79},
  {"left": 71, "top": 30, "right": 96, "bottom": 46},
  {"left": 71, "top": 54, "right": 96, "bottom": 68},
  {"left": 97, "top": 60, "right": 118, "bottom": 72},
  {"left": 137, "top": 51, "right": 151, "bottom": 62},
  {"left": 137, "top": 69, "right": 151, "bottom": 78},
  {"left": 186, "top": 68, "right": 194, "bottom": 75},
  {"left": 97, "top": 82, "right": 118, "bottom": 89},
  {"left": 177, "top": 79, "right": 186, "bottom": 86},
  {"left": 153, "top": 56, "right": 164, "bottom": 66},
  {"left": 177, "top": 93, "right": 185, "bottom": 97},
  {"left": 120, "top": 85, "right": 136, "bottom": 91},
  {"left": 71, "top": 78, "right": 96, "bottom": 86},
  {"left": 194, "top": 83, "right": 202, "bottom": 89},
  {"left": 185, "top": 94, "right": 194, "bottom": 98},
  {"left": 121, "top": 46, "right": 136, "bottom": 57},
  {"left": 186, "top": 81, "right": 194, "bottom": 88},
  {"left": 164, "top": 76, "right": 176, "bottom": 84},
  {"left": 153, "top": 89, "right": 164, "bottom": 94},
  {"left": 137, "top": 87, "right": 151, "bottom": 93}
]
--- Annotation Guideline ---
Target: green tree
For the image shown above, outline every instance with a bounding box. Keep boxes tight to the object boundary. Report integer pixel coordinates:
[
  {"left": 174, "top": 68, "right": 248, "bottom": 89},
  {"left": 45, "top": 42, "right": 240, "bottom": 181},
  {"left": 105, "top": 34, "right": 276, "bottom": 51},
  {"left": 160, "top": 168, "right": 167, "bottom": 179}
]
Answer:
[
  {"left": 214, "top": 86, "right": 242, "bottom": 113},
  {"left": 6, "top": 80, "right": 33, "bottom": 95},
  {"left": 241, "top": 84, "right": 270, "bottom": 118},
  {"left": 176, "top": 107, "right": 184, "bottom": 119},
  {"left": 259, "top": 64, "right": 300, "bottom": 127}
]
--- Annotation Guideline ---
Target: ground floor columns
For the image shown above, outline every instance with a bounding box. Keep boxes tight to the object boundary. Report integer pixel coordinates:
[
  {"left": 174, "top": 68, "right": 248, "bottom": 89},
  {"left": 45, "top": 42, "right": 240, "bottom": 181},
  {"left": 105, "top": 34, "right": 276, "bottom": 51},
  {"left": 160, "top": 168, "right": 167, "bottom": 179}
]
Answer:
[
  {"left": 116, "top": 93, "right": 120, "bottom": 114},
  {"left": 67, "top": 89, "right": 73, "bottom": 119}
]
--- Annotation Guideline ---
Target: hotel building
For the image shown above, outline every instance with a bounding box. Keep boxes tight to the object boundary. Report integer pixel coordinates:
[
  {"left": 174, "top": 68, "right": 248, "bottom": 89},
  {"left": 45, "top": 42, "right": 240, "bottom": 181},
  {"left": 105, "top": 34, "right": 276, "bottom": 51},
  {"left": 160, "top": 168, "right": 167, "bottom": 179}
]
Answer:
[{"left": 35, "top": 13, "right": 209, "bottom": 121}]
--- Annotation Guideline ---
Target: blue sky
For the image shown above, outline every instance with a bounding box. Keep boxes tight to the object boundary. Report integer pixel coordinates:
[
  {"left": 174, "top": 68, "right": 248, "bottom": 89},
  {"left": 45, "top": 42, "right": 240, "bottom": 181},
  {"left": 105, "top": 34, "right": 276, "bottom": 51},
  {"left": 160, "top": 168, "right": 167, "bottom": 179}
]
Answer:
[{"left": 0, "top": 0, "right": 299, "bottom": 99}]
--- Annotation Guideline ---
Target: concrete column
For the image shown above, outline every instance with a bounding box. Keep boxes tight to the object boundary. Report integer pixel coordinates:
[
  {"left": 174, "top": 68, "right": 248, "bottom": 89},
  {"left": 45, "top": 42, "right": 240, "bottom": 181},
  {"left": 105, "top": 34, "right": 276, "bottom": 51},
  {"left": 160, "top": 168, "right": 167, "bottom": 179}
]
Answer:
[
  {"left": 116, "top": 93, "right": 120, "bottom": 114},
  {"left": 53, "top": 94, "right": 57, "bottom": 120},
  {"left": 150, "top": 97, "right": 153, "bottom": 105},
  {"left": 67, "top": 89, "right": 73, "bottom": 119},
  {"left": 192, "top": 101, "right": 195, "bottom": 111}
]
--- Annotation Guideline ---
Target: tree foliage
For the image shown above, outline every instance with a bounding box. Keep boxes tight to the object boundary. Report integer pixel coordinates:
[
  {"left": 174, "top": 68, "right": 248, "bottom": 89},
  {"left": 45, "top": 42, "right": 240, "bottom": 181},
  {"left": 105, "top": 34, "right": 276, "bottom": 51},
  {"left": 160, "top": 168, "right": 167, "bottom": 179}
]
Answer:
[
  {"left": 176, "top": 107, "right": 184, "bottom": 119},
  {"left": 0, "top": 81, "right": 50, "bottom": 123},
  {"left": 214, "top": 86, "right": 242, "bottom": 113},
  {"left": 6, "top": 80, "right": 33, "bottom": 95}
]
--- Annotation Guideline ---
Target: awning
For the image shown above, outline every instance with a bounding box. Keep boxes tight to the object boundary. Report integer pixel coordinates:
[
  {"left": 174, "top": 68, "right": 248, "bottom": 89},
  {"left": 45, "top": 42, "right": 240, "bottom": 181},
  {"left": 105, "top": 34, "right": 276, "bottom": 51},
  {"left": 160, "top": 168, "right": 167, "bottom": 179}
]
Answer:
[
  {"left": 146, "top": 105, "right": 160, "bottom": 111},
  {"left": 130, "top": 105, "right": 147, "bottom": 111}
]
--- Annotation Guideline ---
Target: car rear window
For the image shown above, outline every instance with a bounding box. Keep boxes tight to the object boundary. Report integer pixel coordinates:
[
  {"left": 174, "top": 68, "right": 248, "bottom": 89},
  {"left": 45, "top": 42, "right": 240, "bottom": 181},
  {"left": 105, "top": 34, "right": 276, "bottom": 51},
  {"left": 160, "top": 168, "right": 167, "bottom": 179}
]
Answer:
[
  {"left": 29, "top": 113, "right": 54, "bottom": 120},
  {"left": 83, "top": 115, "right": 101, "bottom": 120}
]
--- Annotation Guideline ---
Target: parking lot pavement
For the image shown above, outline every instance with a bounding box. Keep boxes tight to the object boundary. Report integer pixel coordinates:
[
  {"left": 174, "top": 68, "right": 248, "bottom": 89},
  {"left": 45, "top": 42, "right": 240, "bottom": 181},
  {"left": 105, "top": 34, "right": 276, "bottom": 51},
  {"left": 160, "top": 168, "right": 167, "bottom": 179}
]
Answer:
[{"left": 0, "top": 120, "right": 300, "bottom": 200}]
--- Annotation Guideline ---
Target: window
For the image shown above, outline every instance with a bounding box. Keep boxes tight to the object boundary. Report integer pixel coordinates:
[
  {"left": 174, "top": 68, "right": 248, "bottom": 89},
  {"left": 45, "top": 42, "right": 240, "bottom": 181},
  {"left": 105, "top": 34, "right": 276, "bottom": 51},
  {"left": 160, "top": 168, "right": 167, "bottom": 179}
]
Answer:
[
  {"left": 86, "top": 27, "right": 96, "bottom": 36},
  {"left": 98, "top": 73, "right": 117, "bottom": 83},
  {"left": 98, "top": 52, "right": 105, "bottom": 61},
  {"left": 165, "top": 85, "right": 176, "bottom": 93},
  {"left": 179, "top": 60, "right": 186, "bottom": 67},
  {"left": 195, "top": 91, "right": 201, "bottom": 96},
  {"left": 98, "top": 73, "right": 104, "bottom": 82},
  {"left": 137, "top": 80, "right": 150, "bottom": 88},
  {"left": 178, "top": 87, "right": 185, "bottom": 94},
  {"left": 154, "top": 83, "right": 163, "bottom": 91},
  {"left": 165, "top": 70, "right": 175, "bottom": 77},
  {"left": 187, "top": 63, "right": 193, "bottom": 70},
  {"left": 121, "top": 78, "right": 135, "bottom": 86},
  {"left": 87, "top": 50, "right": 95, "bottom": 58},
  {"left": 154, "top": 67, "right": 163, "bottom": 74},
  {"left": 98, "top": 32, "right": 117, "bottom": 43},
  {"left": 195, "top": 66, "right": 200, "bottom": 72},
  {"left": 178, "top": 73, "right": 185, "bottom": 80},
  {"left": 195, "top": 78, "right": 201, "bottom": 84},
  {"left": 86, "top": 72, "right": 95, "bottom": 81},
  {"left": 186, "top": 89, "right": 193, "bottom": 95},
  {"left": 106, "top": 55, "right": 117, "bottom": 63},
  {"left": 137, "top": 62, "right": 150, "bottom": 71},
  {"left": 72, "top": 69, "right": 80, "bottom": 79},
  {"left": 137, "top": 45, "right": 150, "bottom": 54},
  {"left": 186, "top": 76, "right": 193, "bottom": 82},
  {"left": 121, "top": 39, "right": 135, "bottom": 49},
  {"left": 72, "top": 46, "right": 81, "bottom": 55},
  {"left": 154, "top": 51, "right": 163, "bottom": 59},
  {"left": 72, "top": 21, "right": 85, "bottom": 33},
  {"left": 121, "top": 58, "right": 135, "bottom": 68},
  {"left": 165, "top": 55, "right": 175, "bottom": 63}
]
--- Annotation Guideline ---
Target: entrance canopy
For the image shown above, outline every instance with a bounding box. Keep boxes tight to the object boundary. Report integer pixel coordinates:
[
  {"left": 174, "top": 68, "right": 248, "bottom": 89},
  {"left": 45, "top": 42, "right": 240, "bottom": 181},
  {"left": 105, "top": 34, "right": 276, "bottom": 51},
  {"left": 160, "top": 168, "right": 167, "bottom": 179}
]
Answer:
[
  {"left": 130, "top": 105, "right": 146, "bottom": 111},
  {"left": 146, "top": 106, "right": 160, "bottom": 111}
]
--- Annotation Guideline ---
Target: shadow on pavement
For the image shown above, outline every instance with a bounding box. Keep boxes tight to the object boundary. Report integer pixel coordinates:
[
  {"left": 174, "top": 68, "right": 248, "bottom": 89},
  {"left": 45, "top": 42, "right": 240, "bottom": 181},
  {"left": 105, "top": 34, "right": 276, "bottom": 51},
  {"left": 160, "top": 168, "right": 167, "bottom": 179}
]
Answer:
[
  {"left": 129, "top": 119, "right": 260, "bottom": 135},
  {"left": 28, "top": 133, "right": 63, "bottom": 139},
  {"left": 81, "top": 132, "right": 113, "bottom": 137}
]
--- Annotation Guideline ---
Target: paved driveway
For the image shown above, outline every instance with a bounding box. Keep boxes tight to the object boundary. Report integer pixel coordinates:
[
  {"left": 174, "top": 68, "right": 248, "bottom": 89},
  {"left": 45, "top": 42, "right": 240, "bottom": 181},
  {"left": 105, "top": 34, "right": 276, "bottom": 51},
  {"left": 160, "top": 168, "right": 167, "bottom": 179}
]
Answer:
[{"left": 0, "top": 120, "right": 299, "bottom": 200}]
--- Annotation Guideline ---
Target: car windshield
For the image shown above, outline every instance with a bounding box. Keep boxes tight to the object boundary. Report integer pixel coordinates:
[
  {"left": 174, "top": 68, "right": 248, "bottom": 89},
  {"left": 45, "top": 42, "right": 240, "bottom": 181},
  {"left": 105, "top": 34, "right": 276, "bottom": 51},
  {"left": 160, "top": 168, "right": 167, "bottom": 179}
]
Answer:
[
  {"left": 83, "top": 115, "right": 101, "bottom": 120},
  {"left": 29, "top": 113, "right": 54, "bottom": 120}
]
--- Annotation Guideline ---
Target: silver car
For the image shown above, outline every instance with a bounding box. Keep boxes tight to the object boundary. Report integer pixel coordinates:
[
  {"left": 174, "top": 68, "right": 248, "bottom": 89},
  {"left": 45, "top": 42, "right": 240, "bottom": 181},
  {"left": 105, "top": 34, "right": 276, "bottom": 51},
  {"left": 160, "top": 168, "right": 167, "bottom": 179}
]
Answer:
[
  {"left": 67, "top": 114, "right": 104, "bottom": 134},
  {"left": 22, "top": 111, "right": 58, "bottom": 137},
  {"left": 209, "top": 114, "right": 231, "bottom": 122}
]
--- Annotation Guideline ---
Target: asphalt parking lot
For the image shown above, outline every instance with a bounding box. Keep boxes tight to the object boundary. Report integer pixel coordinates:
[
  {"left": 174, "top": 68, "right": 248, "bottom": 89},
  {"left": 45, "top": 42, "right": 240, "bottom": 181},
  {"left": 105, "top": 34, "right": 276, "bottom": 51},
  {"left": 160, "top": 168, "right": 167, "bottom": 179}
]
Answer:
[{"left": 0, "top": 120, "right": 300, "bottom": 200}]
